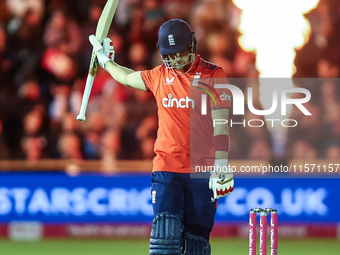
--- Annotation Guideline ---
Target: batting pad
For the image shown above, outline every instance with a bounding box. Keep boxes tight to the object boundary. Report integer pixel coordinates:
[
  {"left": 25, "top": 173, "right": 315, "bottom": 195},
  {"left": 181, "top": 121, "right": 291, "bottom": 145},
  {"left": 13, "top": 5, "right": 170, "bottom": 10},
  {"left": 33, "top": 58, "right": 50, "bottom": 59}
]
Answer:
[{"left": 149, "top": 212, "right": 183, "bottom": 255}]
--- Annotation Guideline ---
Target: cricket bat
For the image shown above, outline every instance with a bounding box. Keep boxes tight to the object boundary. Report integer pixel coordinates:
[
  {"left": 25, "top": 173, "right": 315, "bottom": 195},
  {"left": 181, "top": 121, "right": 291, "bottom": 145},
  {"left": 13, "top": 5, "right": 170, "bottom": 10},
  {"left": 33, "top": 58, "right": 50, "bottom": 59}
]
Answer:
[{"left": 77, "top": 0, "right": 119, "bottom": 121}]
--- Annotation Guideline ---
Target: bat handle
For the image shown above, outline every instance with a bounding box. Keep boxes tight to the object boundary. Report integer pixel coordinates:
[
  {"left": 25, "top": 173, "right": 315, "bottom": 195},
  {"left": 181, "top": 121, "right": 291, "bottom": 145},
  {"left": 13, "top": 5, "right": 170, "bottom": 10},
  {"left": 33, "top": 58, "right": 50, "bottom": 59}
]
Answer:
[{"left": 77, "top": 74, "right": 95, "bottom": 121}]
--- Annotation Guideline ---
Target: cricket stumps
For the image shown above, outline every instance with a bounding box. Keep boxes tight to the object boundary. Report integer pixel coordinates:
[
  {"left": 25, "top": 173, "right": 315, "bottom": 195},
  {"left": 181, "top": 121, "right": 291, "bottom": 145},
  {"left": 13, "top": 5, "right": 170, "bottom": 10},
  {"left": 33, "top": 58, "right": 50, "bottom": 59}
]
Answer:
[{"left": 249, "top": 208, "right": 278, "bottom": 255}]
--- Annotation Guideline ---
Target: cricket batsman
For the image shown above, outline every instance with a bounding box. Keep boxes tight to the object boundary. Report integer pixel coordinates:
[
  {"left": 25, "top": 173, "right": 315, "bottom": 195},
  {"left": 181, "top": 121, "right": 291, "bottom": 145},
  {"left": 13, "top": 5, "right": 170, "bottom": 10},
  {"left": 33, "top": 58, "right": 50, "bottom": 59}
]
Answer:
[{"left": 89, "top": 19, "right": 234, "bottom": 255}]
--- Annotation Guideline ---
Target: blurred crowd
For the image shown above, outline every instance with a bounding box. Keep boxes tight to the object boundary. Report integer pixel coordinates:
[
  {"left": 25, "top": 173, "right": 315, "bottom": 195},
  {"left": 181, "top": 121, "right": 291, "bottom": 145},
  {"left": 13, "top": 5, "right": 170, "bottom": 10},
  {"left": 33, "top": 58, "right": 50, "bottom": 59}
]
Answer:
[{"left": 0, "top": 0, "right": 339, "bottom": 164}]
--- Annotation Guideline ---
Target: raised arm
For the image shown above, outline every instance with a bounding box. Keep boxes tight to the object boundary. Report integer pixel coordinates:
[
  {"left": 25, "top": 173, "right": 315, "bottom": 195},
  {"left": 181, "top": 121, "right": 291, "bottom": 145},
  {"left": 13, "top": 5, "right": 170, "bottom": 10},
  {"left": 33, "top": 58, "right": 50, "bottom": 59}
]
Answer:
[
  {"left": 104, "top": 62, "right": 146, "bottom": 91},
  {"left": 90, "top": 35, "right": 146, "bottom": 91}
]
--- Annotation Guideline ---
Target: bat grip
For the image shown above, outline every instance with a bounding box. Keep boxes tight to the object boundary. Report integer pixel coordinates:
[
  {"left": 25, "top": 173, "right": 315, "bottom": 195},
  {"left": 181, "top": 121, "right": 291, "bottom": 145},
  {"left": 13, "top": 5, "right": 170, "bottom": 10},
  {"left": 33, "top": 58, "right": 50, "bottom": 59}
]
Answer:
[{"left": 77, "top": 74, "right": 95, "bottom": 121}]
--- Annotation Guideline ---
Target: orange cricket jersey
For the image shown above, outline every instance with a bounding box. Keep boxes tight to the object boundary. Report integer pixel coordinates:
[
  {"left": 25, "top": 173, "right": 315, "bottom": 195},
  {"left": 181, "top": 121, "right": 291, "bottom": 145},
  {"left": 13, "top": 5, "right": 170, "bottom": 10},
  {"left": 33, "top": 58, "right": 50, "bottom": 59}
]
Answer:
[{"left": 141, "top": 55, "right": 231, "bottom": 173}]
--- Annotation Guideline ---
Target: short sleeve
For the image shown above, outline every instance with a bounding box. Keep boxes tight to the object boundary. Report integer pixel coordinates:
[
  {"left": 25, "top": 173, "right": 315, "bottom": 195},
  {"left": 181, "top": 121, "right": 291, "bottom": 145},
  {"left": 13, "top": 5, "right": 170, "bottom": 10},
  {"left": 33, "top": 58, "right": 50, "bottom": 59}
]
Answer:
[
  {"left": 209, "top": 67, "right": 232, "bottom": 109},
  {"left": 141, "top": 66, "right": 160, "bottom": 93}
]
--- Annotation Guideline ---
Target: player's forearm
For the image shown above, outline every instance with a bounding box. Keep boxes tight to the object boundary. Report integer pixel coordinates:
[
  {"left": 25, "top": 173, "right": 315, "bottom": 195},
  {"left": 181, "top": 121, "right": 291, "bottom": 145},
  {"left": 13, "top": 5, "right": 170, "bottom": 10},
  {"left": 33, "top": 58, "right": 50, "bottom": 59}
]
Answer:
[
  {"left": 104, "top": 61, "right": 146, "bottom": 91},
  {"left": 211, "top": 108, "right": 229, "bottom": 159},
  {"left": 105, "top": 61, "right": 134, "bottom": 84},
  {"left": 212, "top": 108, "right": 229, "bottom": 135}
]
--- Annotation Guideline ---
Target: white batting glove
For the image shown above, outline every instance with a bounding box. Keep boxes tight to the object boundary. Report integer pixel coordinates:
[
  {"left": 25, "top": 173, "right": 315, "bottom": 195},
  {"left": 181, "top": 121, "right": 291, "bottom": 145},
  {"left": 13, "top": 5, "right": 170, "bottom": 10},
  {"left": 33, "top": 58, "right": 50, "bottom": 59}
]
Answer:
[
  {"left": 209, "top": 159, "right": 234, "bottom": 201},
  {"left": 102, "top": 37, "right": 115, "bottom": 62},
  {"left": 89, "top": 35, "right": 115, "bottom": 69}
]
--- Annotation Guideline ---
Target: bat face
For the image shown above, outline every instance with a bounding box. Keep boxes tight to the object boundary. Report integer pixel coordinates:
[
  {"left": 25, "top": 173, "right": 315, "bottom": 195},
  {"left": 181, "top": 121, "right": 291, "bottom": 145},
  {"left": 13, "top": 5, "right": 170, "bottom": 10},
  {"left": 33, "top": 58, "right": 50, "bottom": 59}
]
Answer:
[{"left": 95, "top": 0, "right": 120, "bottom": 42}]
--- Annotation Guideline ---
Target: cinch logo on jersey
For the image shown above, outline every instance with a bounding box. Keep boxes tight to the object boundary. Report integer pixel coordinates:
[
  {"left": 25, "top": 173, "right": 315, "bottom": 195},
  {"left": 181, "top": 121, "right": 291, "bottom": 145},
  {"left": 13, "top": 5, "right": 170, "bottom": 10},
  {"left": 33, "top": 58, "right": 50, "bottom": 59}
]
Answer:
[
  {"left": 165, "top": 77, "right": 175, "bottom": 85},
  {"left": 168, "top": 34, "right": 175, "bottom": 46},
  {"left": 162, "top": 94, "right": 195, "bottom": 108}
]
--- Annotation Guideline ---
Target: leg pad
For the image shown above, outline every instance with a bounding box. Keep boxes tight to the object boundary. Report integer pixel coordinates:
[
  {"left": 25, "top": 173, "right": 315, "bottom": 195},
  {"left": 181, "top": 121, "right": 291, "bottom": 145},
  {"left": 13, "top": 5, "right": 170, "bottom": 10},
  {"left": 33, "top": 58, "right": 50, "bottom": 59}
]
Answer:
[
  {"left": 183, "top": 232, "right": 211, "bottom": 255},
  {"left": 149, "top": 212, "right": 183, "bottom": 255}
]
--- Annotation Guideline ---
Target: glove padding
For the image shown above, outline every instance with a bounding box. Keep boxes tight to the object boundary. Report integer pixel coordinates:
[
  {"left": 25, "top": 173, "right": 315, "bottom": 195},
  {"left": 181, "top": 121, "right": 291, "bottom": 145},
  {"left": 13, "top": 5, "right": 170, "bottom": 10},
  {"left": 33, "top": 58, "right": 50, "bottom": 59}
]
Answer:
[
  {"left": 89, "top": 35, "right": 115, "bottom": 69},
  {"left": 209, "top": 159, "right": 234, "bottom": 201}
]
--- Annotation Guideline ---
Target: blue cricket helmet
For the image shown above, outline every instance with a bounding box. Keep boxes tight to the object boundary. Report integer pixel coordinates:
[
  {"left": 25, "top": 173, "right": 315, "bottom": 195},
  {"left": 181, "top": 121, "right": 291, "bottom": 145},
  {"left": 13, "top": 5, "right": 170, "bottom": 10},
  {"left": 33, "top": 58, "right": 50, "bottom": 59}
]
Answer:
[{"left": 157, "top": 19, "right": 196, "bottom": 55}]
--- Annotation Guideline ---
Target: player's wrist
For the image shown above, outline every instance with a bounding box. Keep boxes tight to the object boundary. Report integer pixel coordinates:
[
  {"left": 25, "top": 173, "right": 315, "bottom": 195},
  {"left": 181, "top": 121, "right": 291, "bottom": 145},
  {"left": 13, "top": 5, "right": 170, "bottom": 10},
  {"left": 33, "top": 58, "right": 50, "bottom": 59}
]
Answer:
[
  {"left": 103, "top": 59, "right": 112, "bottom": 70},
  {"left": 97, "top": 52, "right": 111, "bottom": 69},
  {"left": 214, "top": 158, "right": 228, "bottom": 165}
]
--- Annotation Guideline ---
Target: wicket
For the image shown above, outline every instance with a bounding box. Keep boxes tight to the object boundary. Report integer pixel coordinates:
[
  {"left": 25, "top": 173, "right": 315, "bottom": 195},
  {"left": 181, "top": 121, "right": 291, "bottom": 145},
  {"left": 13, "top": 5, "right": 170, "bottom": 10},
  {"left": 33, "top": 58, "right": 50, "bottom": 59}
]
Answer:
[{"left": 249, "top": 208, "right": 278, "bottom": 255}]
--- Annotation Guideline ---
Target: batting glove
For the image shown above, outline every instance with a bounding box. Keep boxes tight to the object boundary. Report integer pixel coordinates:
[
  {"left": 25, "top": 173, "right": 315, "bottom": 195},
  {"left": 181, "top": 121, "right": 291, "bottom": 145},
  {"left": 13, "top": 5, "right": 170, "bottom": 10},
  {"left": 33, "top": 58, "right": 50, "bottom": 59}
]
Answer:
[
  {"left": 89, "top": 35, "right": 115, "bottom": 69},
  {"left": 102, "top": 37, "right": 115, "bottom": 62},
  {"left": 209, "top": 159, "right": 234, "bottom": 201}
]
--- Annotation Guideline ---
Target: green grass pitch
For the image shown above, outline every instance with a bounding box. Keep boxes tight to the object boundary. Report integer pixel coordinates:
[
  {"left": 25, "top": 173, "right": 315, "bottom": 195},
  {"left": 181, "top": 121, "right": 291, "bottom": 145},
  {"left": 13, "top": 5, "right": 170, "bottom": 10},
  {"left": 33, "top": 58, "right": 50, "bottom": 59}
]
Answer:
[{"left": 0, "top": 238, "right": 339, "bottom": 255}]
